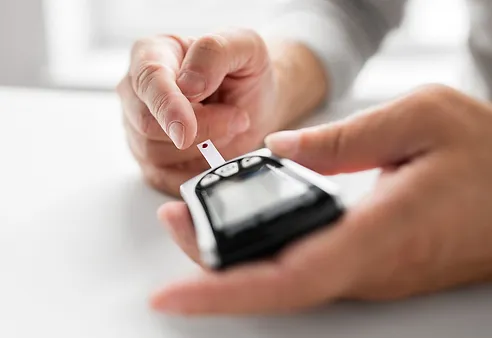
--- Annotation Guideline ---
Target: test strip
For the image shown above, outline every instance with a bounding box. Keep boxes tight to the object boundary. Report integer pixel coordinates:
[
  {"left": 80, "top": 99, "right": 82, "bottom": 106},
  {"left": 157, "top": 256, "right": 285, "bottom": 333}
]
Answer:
[{"left": 198, "top": 140, "right": 226, "bottom": 168}]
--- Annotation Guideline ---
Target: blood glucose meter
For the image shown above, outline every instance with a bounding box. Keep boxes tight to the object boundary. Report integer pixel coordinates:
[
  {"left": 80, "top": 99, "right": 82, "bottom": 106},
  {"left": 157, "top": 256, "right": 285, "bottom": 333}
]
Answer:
[{"left": 180, "top": 140, "right": 344, "bottom": 270}]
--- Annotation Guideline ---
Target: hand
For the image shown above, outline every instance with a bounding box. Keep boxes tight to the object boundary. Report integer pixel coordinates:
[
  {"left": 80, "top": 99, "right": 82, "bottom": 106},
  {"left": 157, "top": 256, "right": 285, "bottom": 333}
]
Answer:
[
  {"left": 117, "top": 29, "right": 327, "bottom": 195},
  {"left": 152, "top": 85, "right": 492, "bottom": 315}
]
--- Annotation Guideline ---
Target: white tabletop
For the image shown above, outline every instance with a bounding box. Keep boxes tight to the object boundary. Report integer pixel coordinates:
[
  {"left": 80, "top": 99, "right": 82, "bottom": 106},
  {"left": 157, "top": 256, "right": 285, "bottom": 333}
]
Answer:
[{"left": 0, "top": 87, "right": 491, "bottom": 337}]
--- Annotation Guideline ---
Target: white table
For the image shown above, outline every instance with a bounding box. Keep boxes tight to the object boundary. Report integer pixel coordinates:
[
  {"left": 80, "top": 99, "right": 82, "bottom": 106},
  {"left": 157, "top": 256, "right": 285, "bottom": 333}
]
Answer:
[{"left": 0, "top": 87, "right": 491, "bottom": 337}]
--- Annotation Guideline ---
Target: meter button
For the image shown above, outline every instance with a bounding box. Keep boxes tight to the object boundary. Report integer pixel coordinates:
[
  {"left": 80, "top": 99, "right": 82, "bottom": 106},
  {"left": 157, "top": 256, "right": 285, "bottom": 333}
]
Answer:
[
  {"left": 215, "top": 162, "right": 239, "bottom": 177},
  {"left": 200, "top": 174, "right": 220, "bottom": 187},
  {"left": 241, "top": 156, "right": 262, "bottom": 168}
]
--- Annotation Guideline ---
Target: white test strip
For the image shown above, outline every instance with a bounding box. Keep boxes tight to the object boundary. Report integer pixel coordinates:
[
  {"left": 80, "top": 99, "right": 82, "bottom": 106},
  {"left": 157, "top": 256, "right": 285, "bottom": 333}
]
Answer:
[{"left": 198, "top": 139, "right": 226, "bottom": 168}]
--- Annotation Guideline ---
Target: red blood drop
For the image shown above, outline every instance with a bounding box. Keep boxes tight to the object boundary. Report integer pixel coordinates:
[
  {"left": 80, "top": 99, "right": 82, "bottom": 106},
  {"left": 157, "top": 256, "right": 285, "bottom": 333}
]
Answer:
[{"left": 202, "top": 143, "right": 209, "bottom": 149}]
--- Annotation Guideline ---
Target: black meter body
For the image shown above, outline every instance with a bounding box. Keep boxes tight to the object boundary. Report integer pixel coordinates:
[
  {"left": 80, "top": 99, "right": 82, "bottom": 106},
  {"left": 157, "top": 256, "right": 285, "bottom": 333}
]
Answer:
[{"left": 180, "top": 148, "right": 344, "bottom": 270}]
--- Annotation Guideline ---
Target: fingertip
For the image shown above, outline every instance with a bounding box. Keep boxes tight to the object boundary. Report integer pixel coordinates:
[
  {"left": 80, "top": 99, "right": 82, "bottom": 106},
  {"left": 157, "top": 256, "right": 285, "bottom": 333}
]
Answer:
[
  {"left": 157, "top": 201, "right": 187, "bottom": 224},
  {"left": 164, "top": 96, "right": 198, "bottom": 150},
  {"left": 157, "top": 202, "right": 173, "bottom": 222},
  {"left": 149, "top": 290, "right": 164, "bottom": 311},
  {"left": 265, "top": 130, "right": 300, "bottom": 158},
  {"left": 149, "top": 286, "right": 175, "bottom": 313},
  {"left": 172, "top": 119, "right": 197, "bottom": 150},
  {"left": 149, "top": 279, "right": 205, "bottom": 314},
  {"left": 156, "top": 204, "right": 170, "bottom": 223},
  {"left": 150, "top": 289, "right": 183, "bottom": 314}
]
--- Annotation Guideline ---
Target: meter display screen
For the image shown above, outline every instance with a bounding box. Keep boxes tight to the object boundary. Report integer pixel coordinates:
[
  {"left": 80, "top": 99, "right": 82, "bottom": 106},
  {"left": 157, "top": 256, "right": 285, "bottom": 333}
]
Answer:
[{"left": 202, "top": 164, "right": 311, "bottom": 230}]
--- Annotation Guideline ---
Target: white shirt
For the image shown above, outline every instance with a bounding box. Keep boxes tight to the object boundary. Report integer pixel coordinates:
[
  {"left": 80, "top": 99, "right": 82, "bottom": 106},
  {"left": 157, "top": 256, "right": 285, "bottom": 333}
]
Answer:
[{"left": 264, "top": 0, "right": 492, "bottom": 101}]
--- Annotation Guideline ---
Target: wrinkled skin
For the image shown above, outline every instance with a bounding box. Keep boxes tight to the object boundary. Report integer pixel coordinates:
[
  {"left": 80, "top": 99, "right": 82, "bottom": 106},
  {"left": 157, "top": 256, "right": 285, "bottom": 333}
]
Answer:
[{"left": 117, "top": 29, "right": 280, "bottom": 195}]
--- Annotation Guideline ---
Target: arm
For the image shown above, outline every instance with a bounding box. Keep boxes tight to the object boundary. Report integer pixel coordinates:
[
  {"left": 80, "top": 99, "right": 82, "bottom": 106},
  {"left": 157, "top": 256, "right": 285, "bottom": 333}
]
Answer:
[
  {"left": 263, "top": 0, "right": 408, "bottom": 124},
  {"left": 117, "top": 0, "right": 408, "bottom": 195}
]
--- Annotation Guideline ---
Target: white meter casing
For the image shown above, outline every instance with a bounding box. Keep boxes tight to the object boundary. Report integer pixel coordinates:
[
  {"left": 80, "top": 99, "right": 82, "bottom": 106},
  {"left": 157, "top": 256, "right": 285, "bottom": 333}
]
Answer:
[{"left": 180, "top": 147, "right": 345, "bottom": 270}]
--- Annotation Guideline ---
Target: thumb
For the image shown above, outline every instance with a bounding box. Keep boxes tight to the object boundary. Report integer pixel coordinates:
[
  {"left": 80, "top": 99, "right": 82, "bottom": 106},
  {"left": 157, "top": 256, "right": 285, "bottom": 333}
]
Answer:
[
  {"left": 265, "top": 92, "right": 440, "bottom": 174},
  {"left": 177, "top": 29, "right": 268, "bottom": 102}
]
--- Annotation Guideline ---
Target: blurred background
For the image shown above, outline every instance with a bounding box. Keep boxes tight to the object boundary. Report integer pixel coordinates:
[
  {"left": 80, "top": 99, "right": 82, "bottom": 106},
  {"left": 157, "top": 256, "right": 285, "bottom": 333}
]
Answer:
[{"left": 0, "top": 0, "right": 472, "bottom": 101}]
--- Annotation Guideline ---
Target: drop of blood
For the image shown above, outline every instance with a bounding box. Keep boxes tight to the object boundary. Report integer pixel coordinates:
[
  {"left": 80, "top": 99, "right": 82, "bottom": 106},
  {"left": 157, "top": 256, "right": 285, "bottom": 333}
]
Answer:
[{"left": 202, "top": 143, "right": 209, "bottom": 149}]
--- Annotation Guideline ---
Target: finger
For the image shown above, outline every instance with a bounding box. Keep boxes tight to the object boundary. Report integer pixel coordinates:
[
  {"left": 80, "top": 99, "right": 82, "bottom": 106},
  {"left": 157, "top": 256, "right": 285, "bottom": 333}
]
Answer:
[
  {"left": 158, "top": 202, "right": 201, "bottom": 265},
  {"left": 151, "top": 261, "right": 295, "bottom": 315},
  {"left": 177, "top": 29, "right": 269, "bottom": 102},
  {"left": 139, "top": 163, "right": 205, "bottom": 196},
  {"left": 123, "top": 118, "right": 195, "bottom": 167},
  {"left": 124, "top": 103, "right": 250, "bottom": 167},
  {"left": 192, "top": 103, "right": 250, "bottom": 142},
  {"left": 265, "top": 87, "right": 446, "bottom": 174},
  {"left": 130, "top": 36, "right": 196, "bottom": 149},
  {"left": 118, "top": 75, "right": 168, "bottom": 141},
  {"left": 150, "top": 216, "right": 358, "bottom": 315},
  {"left": 330, "top": 160, "right": 446, "bottom": 300}
]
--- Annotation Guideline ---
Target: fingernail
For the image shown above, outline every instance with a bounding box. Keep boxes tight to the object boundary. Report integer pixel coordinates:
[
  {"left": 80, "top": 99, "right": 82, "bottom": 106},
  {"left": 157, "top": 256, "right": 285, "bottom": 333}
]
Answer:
[
  {"left": 229, "top": 111, "right": 250, "bottom": 135},
  {"left": 264, "top": 130, "right": 300, "bottom": 156},
  {"left": 177, "top": 71, "right": 206, "bottom": 97},
  {"left": 168, "top": 121, "right": 185, "bottom": 149}
]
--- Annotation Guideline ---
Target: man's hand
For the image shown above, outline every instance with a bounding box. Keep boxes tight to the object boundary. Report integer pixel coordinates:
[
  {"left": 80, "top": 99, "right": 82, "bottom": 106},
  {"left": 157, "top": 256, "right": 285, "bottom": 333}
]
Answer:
[
  {"left": 117, "top": 29, "right": 327, "bottom": 195},
  {"left": 152, "top": 85, "right": 492, "bottom": 315}
]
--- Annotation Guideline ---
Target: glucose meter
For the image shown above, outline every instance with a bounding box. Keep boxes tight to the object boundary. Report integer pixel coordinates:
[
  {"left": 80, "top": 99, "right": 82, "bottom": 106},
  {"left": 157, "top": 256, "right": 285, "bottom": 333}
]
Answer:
[{"left": 180, "top": 140, "right": 344, "bottom": 270}]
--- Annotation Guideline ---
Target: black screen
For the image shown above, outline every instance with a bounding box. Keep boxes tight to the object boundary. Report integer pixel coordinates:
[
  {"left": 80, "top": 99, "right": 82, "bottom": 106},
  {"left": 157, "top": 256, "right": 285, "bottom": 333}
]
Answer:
[{"left": 202, "top": 164, "right": 310, "bottom": 230}]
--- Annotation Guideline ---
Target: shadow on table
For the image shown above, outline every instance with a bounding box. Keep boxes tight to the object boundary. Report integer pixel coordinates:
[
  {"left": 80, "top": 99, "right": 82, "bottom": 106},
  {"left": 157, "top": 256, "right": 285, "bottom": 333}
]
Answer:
[{"left": 47, "top": 174, "right": 194, "bottom": 284}]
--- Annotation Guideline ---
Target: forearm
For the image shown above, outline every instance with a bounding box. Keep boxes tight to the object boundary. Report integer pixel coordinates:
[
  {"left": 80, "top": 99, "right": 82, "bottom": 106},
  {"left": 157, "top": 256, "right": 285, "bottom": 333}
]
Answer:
[{"left": 268, "top": 40, "right": 329, "bottom": 129}]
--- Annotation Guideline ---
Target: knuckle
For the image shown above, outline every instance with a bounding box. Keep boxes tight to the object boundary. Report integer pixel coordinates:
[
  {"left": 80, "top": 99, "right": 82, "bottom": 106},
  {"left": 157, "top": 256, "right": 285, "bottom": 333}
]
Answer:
[
  {"left": 228, "top": 27, "right": 263, "bottom": 45},
  {"left": 242, "top": 28, "right": 265, "bottom": 48},
  {"left": 139, "top": 112, "right": 162, "bottom": 138},
  {"left": 128, "top": 128, "right": 153, "bottom": 160},
  {"left": 395, "top": 84, "right": 458, "bottom": 129},
  {"left": 150, "top": 91, "right": 174, "bottom": 125},
  {"left": 133, "top": 62, "right": 163, "bottom": 96},
  {"left": 412, "top": 84, "right": 457, "bottom": 114},
  {"left": 416, "top": 83, "right": 457, "bottom": 99},
  {"left": 131, "top": 37, "right": 154, "bottom": 56},
  {"left": 139, "top": 139, "right": 156, "bottom": 162},
  {"left": 142, "top": 164, "right": 171, "bottom": 193},
  {"left": 410, "top": 84, "right": 492, "bottom": 142},
  {"left": 196, "top": 34, "right": 227, "bottom": 55},
  {"left": 237, "top": 28, "right": 268, "bottom": 62},
  {"left": 240, "top": 27, "right": 261, "bottom": 39}
]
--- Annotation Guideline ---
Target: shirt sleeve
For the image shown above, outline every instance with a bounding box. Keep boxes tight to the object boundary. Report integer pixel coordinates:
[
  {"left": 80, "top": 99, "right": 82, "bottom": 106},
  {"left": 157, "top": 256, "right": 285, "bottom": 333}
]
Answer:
[
  {"left": 467, "top": 0, "right": 492, "bottom": 101},
  {"left": 260, "top": 0, "right": 408, "bottom": 101}
]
